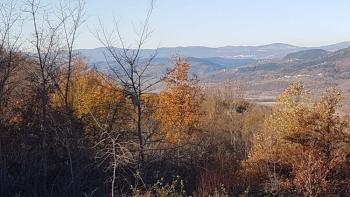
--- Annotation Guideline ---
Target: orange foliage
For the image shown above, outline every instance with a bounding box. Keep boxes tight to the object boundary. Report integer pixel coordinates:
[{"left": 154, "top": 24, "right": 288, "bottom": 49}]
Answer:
[{"left": 156, "top": 57, "right": 203, "bottom": 143}]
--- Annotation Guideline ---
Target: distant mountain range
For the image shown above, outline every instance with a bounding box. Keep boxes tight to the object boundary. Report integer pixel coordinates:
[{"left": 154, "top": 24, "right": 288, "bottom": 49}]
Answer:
[
  {"left": 77, "top": 41, "right": 350, "bottom": 61},
  {"left": 205, "top": 47, "right": 350, "bottom": 82},
  {"left": 77, "top": 41, "right": 350, "bottom": 112},
  {"left": 204, "top": 47, "right": 350, "bottom": 111}
]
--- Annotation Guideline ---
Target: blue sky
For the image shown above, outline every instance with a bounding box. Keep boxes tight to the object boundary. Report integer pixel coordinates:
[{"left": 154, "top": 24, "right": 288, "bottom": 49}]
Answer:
[{"left": 25, "top": 0, "right": 350, "bottom": 49}]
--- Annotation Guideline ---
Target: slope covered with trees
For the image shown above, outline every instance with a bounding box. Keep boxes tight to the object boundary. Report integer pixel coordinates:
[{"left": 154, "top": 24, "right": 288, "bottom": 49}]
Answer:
[{"left": 0, "top": 0, "right": 349, "bottom": 196}]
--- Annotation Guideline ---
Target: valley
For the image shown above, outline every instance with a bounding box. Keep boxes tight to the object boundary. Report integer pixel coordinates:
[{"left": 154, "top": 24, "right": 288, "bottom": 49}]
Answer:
[{"left": 79, "top": 42, "right": 350, "bottom": 113}]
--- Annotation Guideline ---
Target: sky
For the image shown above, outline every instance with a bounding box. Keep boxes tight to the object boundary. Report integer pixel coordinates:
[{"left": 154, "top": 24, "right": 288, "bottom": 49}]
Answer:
[{"left": 22, "top": 0, "right": 350, "bottom": 49}]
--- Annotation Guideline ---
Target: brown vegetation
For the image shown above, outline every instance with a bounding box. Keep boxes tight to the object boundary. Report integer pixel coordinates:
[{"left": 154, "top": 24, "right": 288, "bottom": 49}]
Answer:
[{"left": 0, "top": 0, "right": 349, "bottom": 196}]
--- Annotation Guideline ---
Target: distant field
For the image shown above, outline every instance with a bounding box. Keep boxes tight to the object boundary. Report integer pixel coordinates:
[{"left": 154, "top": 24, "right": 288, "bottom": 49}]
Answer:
[{"left": 246, "top": 94, "right": 350, "bottom": 114}]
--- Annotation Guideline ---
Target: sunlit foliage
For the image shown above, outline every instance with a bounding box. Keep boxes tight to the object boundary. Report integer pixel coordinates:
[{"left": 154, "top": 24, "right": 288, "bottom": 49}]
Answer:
[
  {"left": 156, "top": 57, "right": 203, "bottom": 143},
  {"left": 245, "top": 82, "right": 350, "bottom": 196}
]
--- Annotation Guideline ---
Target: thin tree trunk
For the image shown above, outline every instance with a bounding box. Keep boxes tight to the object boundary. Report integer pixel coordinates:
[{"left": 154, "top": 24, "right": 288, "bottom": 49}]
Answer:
[
  {"left": 66, "top": 144, "right": 75, "bottom": 195},
  {"left": 111, "top": 140, "right": 117, "bottom": 197},
  {"left": 136, "top": 104, "right": 144, "bottom": 166},
  {"left": 41, "top": 93, "right": 48, "bottom": 196}
]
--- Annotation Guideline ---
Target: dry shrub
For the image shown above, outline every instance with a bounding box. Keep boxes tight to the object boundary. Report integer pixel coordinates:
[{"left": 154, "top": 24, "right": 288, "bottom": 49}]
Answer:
[
  {"left": 244, "top": 82, "right": 350, "bottom": 196},
  {"left": 193, "top": 82, "right": 269, "bottom": 196},
  {"left": 131, "top": 177, "right": 186, "bottom": 197},
  {"left": 292, "top": 149, "right": 331, "bottom": 196},
  {"left": 195, "top": 169, "right": 233, "bottom": 197}
]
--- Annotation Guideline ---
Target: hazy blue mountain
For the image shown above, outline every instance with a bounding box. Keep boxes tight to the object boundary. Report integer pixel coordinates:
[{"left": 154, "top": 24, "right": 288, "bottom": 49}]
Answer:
[
  {"left": 90, "top": 56, "right": 257, "bottom": 79},
  {"left": 153, "top": 43, "right": 301, "bottom": 59},
  {"left": 318, "top": 41, "right": 350, "bottom": 51},
  {"left": 283, "top": 49, "right": 330, "bottom": 61},
  {"left": 204, "top": 47, "right": 350, "bottom": 82},
  {"left": 76, "top": 42, "right": 350, "bottom": 64},
  {"left": 77, "top": 43, "right": 302, "bottom": 62},
  {"left": 76, "top": 42, "right": 350, "bottom": 86}
]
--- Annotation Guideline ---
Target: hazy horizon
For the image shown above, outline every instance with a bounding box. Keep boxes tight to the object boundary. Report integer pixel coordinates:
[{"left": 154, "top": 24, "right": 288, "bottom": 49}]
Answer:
[
  {"left": 76, "top": 41, "right": 350, "bottom": 50},
  {"left": 18, "top": 0, "right": 350, "bottom": 49}
]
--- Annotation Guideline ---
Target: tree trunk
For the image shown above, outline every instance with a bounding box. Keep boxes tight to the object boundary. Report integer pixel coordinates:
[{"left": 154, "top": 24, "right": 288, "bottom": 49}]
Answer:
[
  {"left": 137, "top": 104, "right": 145, "bottom": 166},
  {"left": 111, "top": 140, "right": 117, "bottom": 197}
]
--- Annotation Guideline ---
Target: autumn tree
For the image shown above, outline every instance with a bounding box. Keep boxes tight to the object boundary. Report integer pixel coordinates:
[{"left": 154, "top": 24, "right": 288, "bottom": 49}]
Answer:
[
  {"left": 287, "top": 88, "right": 350, "bottom": 196},
  {"left": 156, "top": 57, "right": 203, "bottom": 143},
  {"left": 245, "top": 82, "right": 350, "bottom": 196},
  {"left": 52, "top": 60, "right": 132, "bottom": 132}
]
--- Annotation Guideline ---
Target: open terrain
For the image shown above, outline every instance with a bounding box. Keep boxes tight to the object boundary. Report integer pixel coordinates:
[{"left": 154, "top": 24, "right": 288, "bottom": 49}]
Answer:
[{"left": 79, "top": 42, "right": 350, "bottom": 112}]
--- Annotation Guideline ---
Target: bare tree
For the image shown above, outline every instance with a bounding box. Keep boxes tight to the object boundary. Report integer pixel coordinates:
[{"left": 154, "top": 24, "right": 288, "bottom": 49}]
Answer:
[
  {"left": 58, "top": 0, "right": 86, "bottom": 109},
  {"left": 91, "top": 110, "right": 135, "bottom": 197},
  {"left": 56, "top": 0, "right": 86, "bottom": 194},
  {"left": 25, "top": 0, "right": 64, "bottom": 194},
  {"left": 0, "top": 0, "right": 23, "bottom": 123},
  {"left": 0, "top": 0, "right": 23, "bottom": 194},
  {"left": 95, "top": 0, "right": 158, "bottom": 167}
]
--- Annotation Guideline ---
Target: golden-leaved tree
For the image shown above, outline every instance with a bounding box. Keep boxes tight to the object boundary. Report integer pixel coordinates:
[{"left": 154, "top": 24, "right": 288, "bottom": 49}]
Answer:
[
  {"left": 52, "top": 60, "right": 130, "bottom": 132},
  {"left": 156, "top": 58, "right": 203, "bottom": 143},
  {"left": 244, "top": 82, "right": 350, "bottom": 196}
]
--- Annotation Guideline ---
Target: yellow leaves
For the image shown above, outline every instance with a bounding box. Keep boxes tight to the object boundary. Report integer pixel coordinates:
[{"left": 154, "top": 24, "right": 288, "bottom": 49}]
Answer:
[
  {"left": 313, "top": 88, "right": 344, "bottom": 119},
  {"left": 51, "top": 60, "right": 125, "bottom": 118},
  {"left": 276, "top": 81, "right": 304, "bottom": 104},
  {"left": 249, "top": 82, "right": 348, "bottom": 163},
  {"left": 72, "top": 71, "right": 121, "bottom": 117},
  {"left": 246, "top": 81, "right": 350, "bottom": 194},
  {"left": 141, "top": 93, "right": 159, "bottom": 113},
  {"left": 50, "top": 60, "right": 135, "bottom": 136}
]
